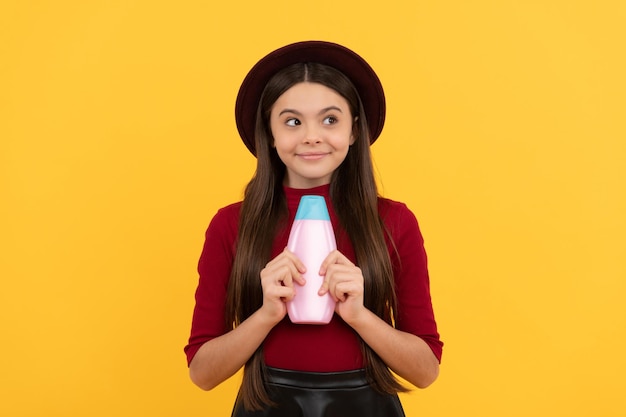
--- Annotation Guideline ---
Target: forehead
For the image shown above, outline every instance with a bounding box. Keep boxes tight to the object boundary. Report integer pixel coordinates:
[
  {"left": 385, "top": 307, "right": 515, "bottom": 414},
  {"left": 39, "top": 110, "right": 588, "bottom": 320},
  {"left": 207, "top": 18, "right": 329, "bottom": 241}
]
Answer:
[{"left": 272, "top": 82, "right": 349, "bottom": 111}]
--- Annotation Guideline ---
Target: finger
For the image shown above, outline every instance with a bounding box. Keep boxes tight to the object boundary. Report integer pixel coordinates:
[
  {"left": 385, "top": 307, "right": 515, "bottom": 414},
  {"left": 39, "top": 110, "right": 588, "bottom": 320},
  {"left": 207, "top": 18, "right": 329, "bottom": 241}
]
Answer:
[
  {"left": 273, "top": 264, "right": 301, "bottom": 289},
  {"left": 281, "top": 249, "right": 307, "bottom": 285},
  {"left": 319, "top": 250, "right": 353, "bottom": 275},
  {"left": 265, "top": 248, "right": 303, "bottom": 271},
  {"left": 266, "top": 284, "right": 296, "bottom": 302},
  {"left": 318, "top": 278, "right": 329, "bottom": 297},
  {"left": 279, "top": 248, "right": 307, "bottom": 274},
  {"left": 322, "top": 265, "right": 364, "bottom": 300},
  {"left": 331, "top": 281, "right": 363, "bottom": 303},
  {"left": 262, "top": 254, "right": 306, "bottom": 286},
  {"left": 326, "top": 268, "right": 346, "bottom": 302},
  {"left": 318, "top": 263, "right": 344, "bottom": 299},
  {"left": 279, "top": 260, "right": 306, "bottom": 286},
  {"left": 317, "top": 264, "right": 333, "bottom": 296},
  {"left": 262, "top": 268, "right": 298, "bottom": 300}
]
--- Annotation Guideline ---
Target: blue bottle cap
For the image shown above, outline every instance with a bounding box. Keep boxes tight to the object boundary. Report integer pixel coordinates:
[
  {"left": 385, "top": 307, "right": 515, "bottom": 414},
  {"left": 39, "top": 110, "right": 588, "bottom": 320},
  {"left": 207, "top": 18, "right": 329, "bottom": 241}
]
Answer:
[{"left": 294, "top": 196, "right": 331, "bottom": 221}]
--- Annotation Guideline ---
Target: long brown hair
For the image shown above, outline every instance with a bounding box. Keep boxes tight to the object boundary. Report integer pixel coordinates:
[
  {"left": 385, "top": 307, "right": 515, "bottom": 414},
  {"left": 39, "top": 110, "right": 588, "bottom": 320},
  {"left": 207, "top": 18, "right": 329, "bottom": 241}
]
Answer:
[{"left": 226, "top": 62, "right": 407, "bottom": 411}]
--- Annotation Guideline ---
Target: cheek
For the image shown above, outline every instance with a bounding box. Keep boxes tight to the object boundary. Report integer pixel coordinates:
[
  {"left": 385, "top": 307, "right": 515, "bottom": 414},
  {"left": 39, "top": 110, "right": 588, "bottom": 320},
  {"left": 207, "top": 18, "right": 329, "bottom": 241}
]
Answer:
[
  {"left": 339, "top": 127, "right": 355, "bottom": 148},
  {"left": 268, "top": 119, "right": 286, "bottom": 149},
  {"left": 272, "top": 137, "right": 291, "bottom": 159},
  {"left": 273, "top": 147, "right": 292, "bottom": 167}
]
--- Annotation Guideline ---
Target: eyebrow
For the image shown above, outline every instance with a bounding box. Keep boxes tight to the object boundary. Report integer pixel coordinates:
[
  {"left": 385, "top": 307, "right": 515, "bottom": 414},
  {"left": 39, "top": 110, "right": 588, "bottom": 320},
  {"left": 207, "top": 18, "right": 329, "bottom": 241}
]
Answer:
[{"left": 278, "top": 106, "right": 344, "bottom": 117}]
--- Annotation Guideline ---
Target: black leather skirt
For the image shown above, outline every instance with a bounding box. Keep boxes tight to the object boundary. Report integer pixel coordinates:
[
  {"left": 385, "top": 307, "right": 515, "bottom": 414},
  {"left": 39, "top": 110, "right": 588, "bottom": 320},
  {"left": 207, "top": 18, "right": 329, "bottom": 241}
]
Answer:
[{"left": 231, "top": 367, "right": 406, "bottom": 417}]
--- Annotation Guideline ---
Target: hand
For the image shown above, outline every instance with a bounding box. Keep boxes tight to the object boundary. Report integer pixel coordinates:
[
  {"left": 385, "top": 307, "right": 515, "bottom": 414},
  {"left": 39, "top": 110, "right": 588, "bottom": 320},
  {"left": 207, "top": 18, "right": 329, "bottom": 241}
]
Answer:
[
  {"left": 318, "top": 250, "right": 366, "bottom": 324},
  {"left": 259, "top": 248, "right": 306, "bottom": 325}
]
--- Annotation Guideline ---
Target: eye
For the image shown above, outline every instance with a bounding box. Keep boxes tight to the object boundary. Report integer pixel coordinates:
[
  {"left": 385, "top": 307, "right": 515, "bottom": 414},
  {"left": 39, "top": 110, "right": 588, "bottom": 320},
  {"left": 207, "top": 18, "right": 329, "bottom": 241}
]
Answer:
[
  {"left": 323, "top": 116, "right": 338, "bottom": 125},
  {"left": 285, "top": 118, "right": 301, "bottom": 127}
]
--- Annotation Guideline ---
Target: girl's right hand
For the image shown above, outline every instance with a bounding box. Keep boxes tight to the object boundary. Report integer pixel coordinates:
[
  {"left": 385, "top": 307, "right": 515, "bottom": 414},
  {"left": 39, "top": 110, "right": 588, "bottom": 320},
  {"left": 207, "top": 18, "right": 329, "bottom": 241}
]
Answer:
[{"left": 259, "top": 248, "right": 306, "bottom": 324}]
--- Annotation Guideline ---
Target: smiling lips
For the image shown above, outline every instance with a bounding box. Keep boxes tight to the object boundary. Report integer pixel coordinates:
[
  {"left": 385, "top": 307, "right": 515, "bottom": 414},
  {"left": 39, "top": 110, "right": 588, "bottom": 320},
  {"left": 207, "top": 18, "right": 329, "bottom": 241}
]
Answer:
[{"left": 297, "top": 152, "right": 330, "bottom": 160}]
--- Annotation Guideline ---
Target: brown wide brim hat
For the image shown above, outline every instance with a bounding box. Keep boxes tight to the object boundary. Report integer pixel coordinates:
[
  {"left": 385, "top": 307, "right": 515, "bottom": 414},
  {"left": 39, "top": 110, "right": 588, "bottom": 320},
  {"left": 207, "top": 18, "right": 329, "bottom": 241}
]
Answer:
[{"left": 235, "top": 40, "right": 386, "bottom": 156}]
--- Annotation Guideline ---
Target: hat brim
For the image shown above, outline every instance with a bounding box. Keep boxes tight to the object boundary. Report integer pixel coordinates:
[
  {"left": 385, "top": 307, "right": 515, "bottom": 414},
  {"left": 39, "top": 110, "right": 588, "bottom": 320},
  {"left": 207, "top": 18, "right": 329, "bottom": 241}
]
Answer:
[{"left": 235, "top": 41, "right": 386, "bottom": 156}]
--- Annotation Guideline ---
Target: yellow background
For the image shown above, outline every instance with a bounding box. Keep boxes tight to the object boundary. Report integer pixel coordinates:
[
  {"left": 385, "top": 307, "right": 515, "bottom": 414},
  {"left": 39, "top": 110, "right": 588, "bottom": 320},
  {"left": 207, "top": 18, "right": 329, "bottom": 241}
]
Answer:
[{"left": 1, "top": 1, "right": 625, "bottom": 416}]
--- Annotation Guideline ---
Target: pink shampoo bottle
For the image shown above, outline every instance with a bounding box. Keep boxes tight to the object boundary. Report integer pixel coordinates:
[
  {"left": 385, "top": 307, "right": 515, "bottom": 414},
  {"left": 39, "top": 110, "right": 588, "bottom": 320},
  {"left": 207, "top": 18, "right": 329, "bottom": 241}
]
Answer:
[{"left": 286, "top": 195, "right": 337, "bottom": 324}]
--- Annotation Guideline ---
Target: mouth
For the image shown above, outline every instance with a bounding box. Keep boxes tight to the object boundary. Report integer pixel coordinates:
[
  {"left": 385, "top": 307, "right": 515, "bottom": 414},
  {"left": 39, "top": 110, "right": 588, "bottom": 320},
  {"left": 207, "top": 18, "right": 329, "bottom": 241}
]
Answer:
[{"left": 297, "top": 152, "right": 329, "bottom": 160}]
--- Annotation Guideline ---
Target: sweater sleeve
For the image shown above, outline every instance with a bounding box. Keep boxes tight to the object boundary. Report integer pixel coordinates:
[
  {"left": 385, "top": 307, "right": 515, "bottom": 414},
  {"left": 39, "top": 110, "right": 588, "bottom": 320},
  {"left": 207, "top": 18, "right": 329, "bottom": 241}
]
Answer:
[
  {"left": 382, "top": 200, "right": 443, "bottom": 363},
  {"left": 184, "top": 203, "right": 240, "bottom": 366}
]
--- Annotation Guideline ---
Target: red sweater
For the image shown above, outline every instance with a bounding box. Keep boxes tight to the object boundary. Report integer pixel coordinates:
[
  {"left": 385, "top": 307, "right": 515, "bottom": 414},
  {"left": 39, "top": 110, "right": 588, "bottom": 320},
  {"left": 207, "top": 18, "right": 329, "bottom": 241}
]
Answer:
[{"left": 185, "top": 184, "right": 442, "bottom": 371}]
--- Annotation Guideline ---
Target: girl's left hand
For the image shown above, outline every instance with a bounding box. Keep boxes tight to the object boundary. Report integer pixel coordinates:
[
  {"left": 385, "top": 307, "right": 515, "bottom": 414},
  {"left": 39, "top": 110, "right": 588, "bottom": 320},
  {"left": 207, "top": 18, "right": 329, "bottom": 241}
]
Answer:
[{"left": 318, "top": 250, "right": 365, "bottom": 324}]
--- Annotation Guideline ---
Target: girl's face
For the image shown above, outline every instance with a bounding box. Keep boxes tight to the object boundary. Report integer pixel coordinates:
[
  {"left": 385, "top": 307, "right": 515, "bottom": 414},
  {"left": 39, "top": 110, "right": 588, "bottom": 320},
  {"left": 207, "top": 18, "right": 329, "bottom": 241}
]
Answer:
[{"left": 269, "top": 82, "right": 355, "bottom": 189}]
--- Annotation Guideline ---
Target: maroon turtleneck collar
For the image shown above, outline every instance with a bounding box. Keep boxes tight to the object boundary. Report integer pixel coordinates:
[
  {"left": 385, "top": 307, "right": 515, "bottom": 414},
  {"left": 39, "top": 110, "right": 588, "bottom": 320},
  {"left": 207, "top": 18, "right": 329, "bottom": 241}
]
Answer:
[{"left": 283, "top": 184, "right": 331, "bottom": 211}]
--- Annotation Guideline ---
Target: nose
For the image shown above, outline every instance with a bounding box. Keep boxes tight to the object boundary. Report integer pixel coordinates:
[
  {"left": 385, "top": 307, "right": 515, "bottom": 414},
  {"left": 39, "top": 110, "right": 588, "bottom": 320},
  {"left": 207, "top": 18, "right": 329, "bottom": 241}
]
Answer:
[{"left": 303, "top": 124, "right": 322, "bottom": 144}]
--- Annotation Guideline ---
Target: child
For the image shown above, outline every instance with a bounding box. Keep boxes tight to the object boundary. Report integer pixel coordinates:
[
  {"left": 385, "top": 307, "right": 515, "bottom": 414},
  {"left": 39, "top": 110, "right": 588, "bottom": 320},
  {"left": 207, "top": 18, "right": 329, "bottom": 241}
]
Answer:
[{"left": 185, "top": 41, "right": 443, "bottom": 417}]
